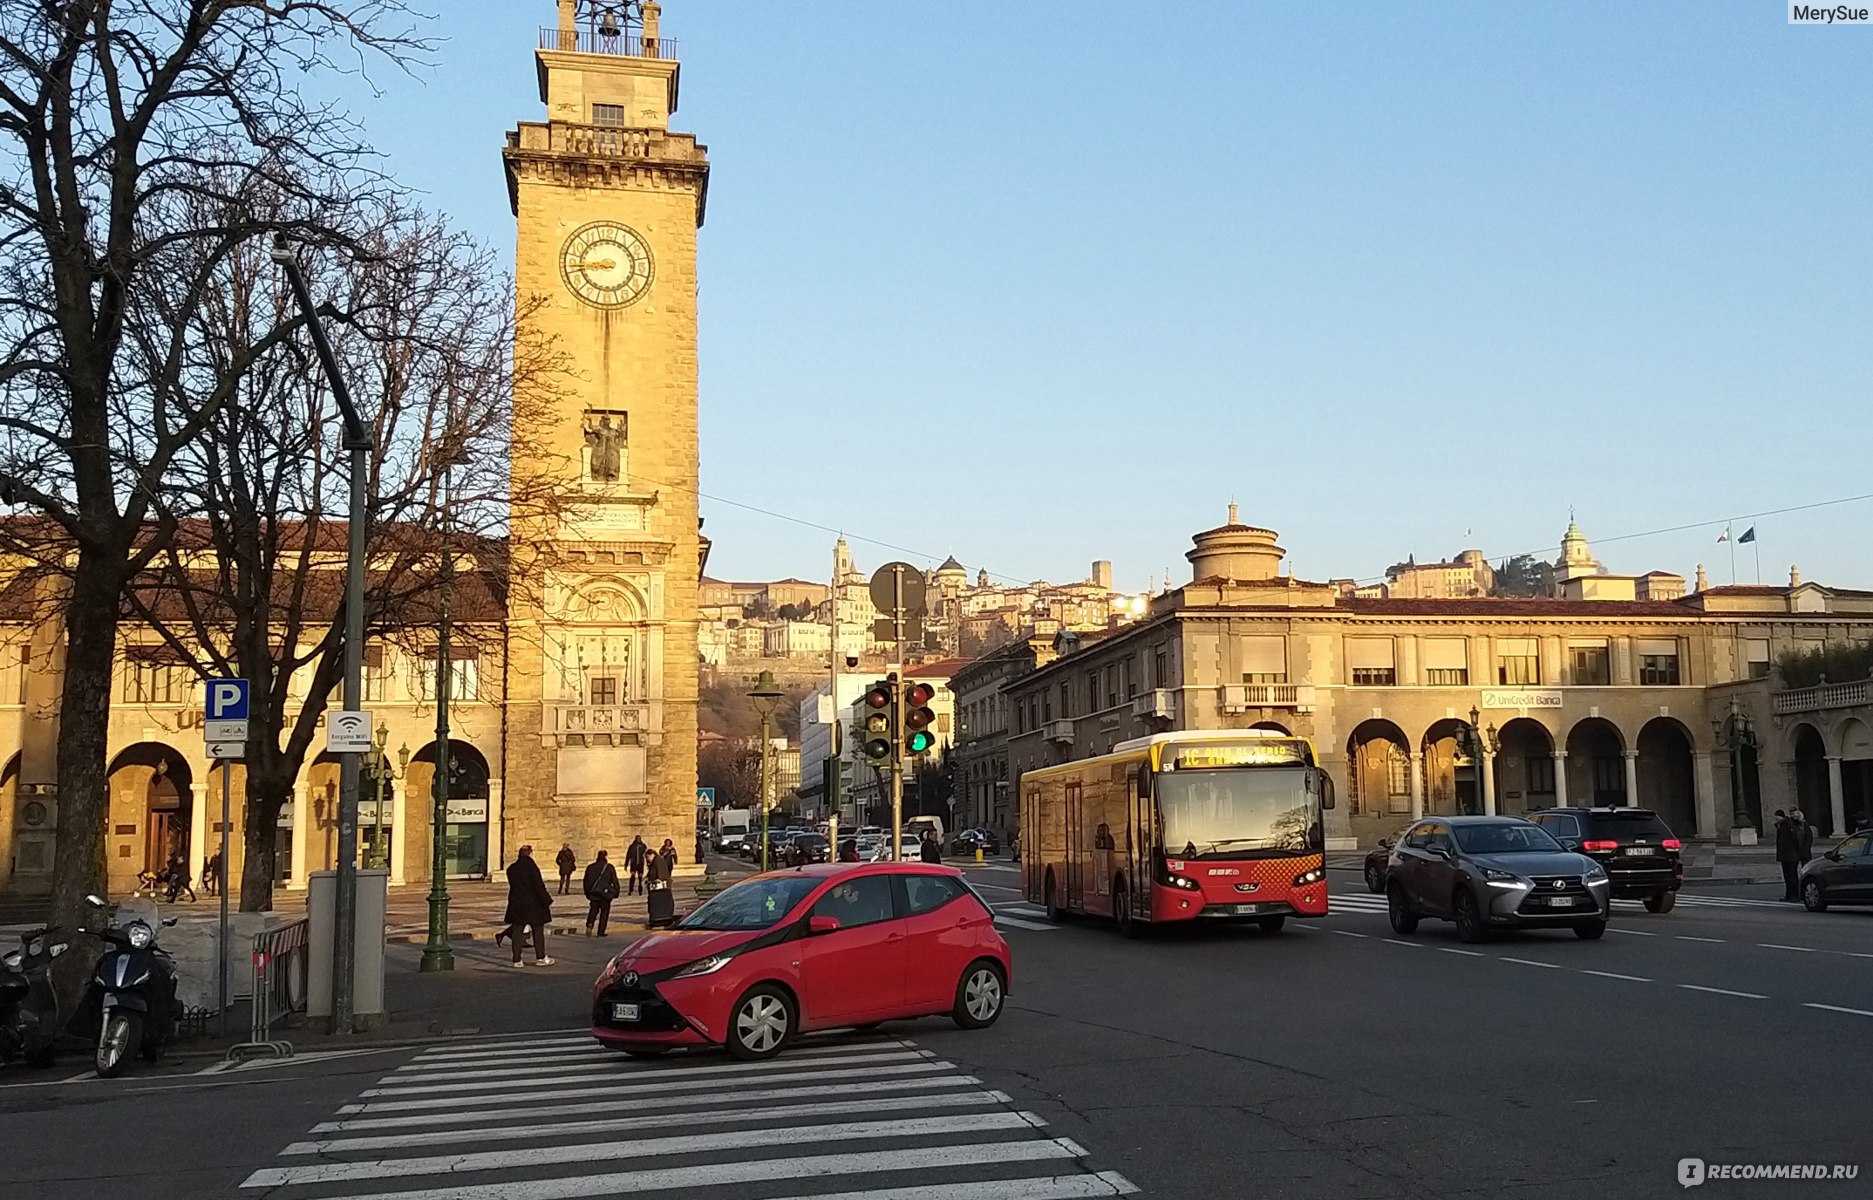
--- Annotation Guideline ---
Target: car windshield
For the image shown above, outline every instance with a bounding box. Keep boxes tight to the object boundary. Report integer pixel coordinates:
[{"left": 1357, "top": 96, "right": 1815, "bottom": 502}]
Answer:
[
  {"left": 1453, "top": 823, "right": 1564, "bottom": 855},
  {"left": 794, "top": 835, "right": 828, "bottom": 850},
  {"left": 1158, "top": 767, "right": 1320, "bottom": 858},
  {"left": 1583, "top": 811, "right": 1675, "bottom": 840},
  {"left": 676, "top": 876, "right": 821, "bottom": 931}
]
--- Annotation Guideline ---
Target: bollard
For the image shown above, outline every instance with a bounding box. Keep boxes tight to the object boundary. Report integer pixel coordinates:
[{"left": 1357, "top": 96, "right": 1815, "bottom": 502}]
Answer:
[{"left": 975, "top": 847, "right": 984, "bottom": 864}]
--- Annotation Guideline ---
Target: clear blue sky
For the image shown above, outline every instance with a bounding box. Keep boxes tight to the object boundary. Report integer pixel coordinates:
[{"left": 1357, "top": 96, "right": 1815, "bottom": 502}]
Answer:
[{"left": 340, "top": 2, "right": 1870, "bottom": 591}]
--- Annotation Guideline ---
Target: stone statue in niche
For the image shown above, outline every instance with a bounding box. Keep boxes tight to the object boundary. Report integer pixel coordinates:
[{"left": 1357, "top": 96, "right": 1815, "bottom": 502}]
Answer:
[{"left": 583, "top": 412, "right": 627, "bottom": 482}]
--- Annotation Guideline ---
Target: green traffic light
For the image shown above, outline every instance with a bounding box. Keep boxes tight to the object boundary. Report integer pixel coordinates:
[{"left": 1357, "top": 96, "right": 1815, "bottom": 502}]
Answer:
[{"left": 906, "top": 730, "right": 936, "bottom": 754}]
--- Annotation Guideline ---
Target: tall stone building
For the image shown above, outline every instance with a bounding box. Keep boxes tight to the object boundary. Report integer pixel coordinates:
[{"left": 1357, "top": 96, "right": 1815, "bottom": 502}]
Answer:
[{"left": 500, "top": 0, "right": 707, "bottom": 862}]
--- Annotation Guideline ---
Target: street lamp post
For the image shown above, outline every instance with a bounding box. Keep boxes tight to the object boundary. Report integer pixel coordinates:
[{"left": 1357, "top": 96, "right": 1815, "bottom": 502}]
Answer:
[
  {"left": 421, "top": 516, "right": 457, "bottom": 973},
  {"left": 1714, "top": 701, "right": 1759, "bottom": 845},
  {"left": 364, "top": 726, "right": 411, "bottom": 872},
  {"left": 748, "top": 671, "right": 783, "bottom": 871}
]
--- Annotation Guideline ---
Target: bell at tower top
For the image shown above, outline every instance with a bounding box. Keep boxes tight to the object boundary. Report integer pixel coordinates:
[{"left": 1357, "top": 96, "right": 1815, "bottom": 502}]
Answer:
[{"left": 537, "top": 1, "right": 681, "bottom": 128}]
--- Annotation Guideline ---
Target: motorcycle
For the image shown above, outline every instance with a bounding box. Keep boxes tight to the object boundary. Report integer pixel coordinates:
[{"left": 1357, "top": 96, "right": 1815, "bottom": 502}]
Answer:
[
  {"left": 0, "top": 925, "right": 66, "bottom": 1068},
  {"left": 80, "top": 894, "right": 179, "bottom": 1078}
]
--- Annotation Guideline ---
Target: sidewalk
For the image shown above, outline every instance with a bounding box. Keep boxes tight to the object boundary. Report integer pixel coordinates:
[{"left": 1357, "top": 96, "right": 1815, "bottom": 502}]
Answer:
[{"left": 267, "top": 877, "right": 710, "bottom": 944}]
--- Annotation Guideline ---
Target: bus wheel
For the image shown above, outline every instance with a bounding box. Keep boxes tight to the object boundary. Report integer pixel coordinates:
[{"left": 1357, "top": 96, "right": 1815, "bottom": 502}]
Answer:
[
  {"left": 1044, "top": 871, "right": 1066, "bottom": 923},
  {"left": 1254, "top": 915, "right": 1286, "bottom": 934},
  {"left": 1114, "top": 886, "right": 1142, "bottom": 939}
]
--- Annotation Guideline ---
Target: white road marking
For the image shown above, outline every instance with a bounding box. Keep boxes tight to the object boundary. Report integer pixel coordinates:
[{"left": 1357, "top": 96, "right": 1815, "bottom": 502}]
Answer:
[
  {"left": 387, "top": 1045, "right": 924, "bottom": 1084},
  {"left": 1579, "top": 970, "right": 1650, "bottom": 983},
  {"left": 1499, "top": 957, "right": 1563, "bottom": 969},
  {"left": 366, "top": 1048, "right": 923, "bottom": 1094},
  {"left": 340, "top": 1060, "right": 958, "bottom": 1114},
  {"left": 1678, "top": 984, "right": 1768, "bottom": 999},
  {"left": 1381, "top": 938, "right": 1420, "bottom": 948},
  {"left": 1675, "top": 936, "right": 1725, "bottom": 943},
  {"left": 243, "top": 1112, "right": 1046, "bottom": 1187},
  {"left": 315, "top": 1073, "right": 986, "bottom": 1133},
  {"left": 995, "top": 915, "right": 1057, "bottom": 931},
  {"left": 1439, "top": 948, "right": 1485, "bottom": 957},
  {"left": 1606, "top": 928, "right": 1656, "bottom": 937},
  {"left": 1333, "top": 930, "right": 1370, "bottom": 939},
  {"left": 763, "top": 1174, "right": 1139, "bottom": 1200},
  {"left": 286, "top": 1088, "right": 1015, "bottom": 1155},
  {"left": 276, "top": 1138, "right": 1095, "bottom": 1200},
  {"left": 1804, "top": 1003, "right": 1873, "bottom": 1018},
  {"left": 1758, "top": 943, "right": 1817, "bottom": 953}
]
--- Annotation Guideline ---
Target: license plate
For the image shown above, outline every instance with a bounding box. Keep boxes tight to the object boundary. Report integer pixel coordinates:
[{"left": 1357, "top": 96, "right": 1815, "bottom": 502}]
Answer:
[
  {"left": 611, "top": 1003, "right": 640, "bottom": 1021},
  {"left": 1626, "top": 847, "right": 1656, "bottom": 856},
  {"left": 1536, "top": 896, "right": 1580, "bottom": 907}
]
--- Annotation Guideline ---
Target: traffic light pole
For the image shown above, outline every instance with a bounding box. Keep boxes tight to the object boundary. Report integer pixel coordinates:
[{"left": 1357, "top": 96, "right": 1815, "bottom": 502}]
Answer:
[{"left": 889, "top": 563, "right": 906, "bottom": 864}]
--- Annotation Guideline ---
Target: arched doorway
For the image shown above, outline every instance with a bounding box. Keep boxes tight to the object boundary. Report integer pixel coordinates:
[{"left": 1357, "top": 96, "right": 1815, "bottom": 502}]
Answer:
[
  {"left": 413, "top": 741, "right": 492, "bottom": 879},
  {"left": 1347, "top": 719, "right": 1412, "bottom": 825},
  {"left": 1493, "top": 719, "right": 1555, "bottom": 816},
  {"left": 1791, "top": 723, "right": 1831, "bottom": 835},
  {"left": 106, "top": 743, "right": 194, "bottom": 896},
  {"left": 1566, "top": 718, "right": 1626, "bottom": 806},
  {"left": 1840, "top": 717, "right": 1873, "bottom": 834},
  {"left": 1422, "top": 718, "right": 1480, "bottom": 815},
  {"left": 1249, "top": 721, "right": 1292, "bottom": 736},
  {"left": 1637, "top": 718, "right": 1696, "bottom": 836}
]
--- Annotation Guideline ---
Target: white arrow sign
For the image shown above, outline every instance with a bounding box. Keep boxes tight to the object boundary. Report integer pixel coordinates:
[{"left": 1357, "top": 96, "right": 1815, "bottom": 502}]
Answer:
[
  {"left": 208, "top": 741, "right": 244, "bottom": 760},
  {"left": 325, "top": 710, "right": 374, "bottom": 755}
]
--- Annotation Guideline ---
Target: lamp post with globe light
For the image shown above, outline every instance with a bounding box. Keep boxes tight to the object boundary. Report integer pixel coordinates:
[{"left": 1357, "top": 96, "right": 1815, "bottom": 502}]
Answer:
[{"left": 747, "top": 671, "right": 783, "bottom": 870}]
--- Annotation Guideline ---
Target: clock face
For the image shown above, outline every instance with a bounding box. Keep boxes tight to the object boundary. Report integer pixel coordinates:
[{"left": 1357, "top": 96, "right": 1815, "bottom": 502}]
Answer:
[{"left": 560, "top": 221, "right": 655, "bottom": 309}]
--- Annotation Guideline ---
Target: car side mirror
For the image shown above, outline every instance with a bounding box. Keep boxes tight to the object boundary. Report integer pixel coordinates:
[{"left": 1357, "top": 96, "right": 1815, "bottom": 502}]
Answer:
[
  {"left": 1379, "top": 838, "right": 1394, "bottom": 850},
  {"left": 808, "top": 915, "right": 841, "bottom": 935},
  {"left": 1560, "top": 838, "right": 1582, "bottom": 852},
  {"left": 1824, "top": 849, "right": 1841, "bottom": 862},
  {"left": 1427, "top": 845, "right": 1452, "bottom": 860}
]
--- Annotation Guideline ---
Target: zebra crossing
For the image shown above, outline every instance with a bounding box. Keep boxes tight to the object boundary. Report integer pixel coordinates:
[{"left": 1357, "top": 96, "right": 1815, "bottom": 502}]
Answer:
[
  {"left": 993, "top": 904, "right": 1058, "bottom": 931},
  {"left": 241, "top": 1032, "right": 1135, "bottom": 1200}
]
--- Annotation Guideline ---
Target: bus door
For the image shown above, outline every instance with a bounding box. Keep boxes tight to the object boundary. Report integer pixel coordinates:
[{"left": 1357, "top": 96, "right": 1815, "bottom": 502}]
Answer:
[
  {"left": 1129, "top": 766, "right": 1156, "bottom": 915},
  {"left": 1064, "top": 781, "right": 1084, "bottom": 911}
]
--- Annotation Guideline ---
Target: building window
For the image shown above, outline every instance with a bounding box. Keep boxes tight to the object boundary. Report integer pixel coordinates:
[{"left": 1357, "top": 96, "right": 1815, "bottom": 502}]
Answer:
[
  {"left": 1151, "top": 647, "right": 1169, "bottom": 689},
  {"left": 1086, "top": 671, "right": 1099, "bottom": 712},
  {"left": 1744, "top": 638, "right": 1771, "bottom": 680},
  {"left": 420, "top": 655, "right": 480, "bottom": 703},
  {"left": 589, "top": 676, "right": 619, "bottom": 707},
  {"left": 1241, "top": 635, "right": 1287, "bottom": 685},
  {"left": 1527, "top": 754, "right": 1555, "bottom": 795},
  {"left": 592, "top": 103, "right": 626, "bottom": 126},
  {"left": 1424, "top": 668, "right": 1468, "bottom": 687},
  {"left": 1386, "top": 746, "right": 1410, "bottom": 797},
  {"left": 1042, "top": 691, "right": 1051, "bottom": 721},
  {"left": 1639, "top": 654, "right": 1681, "bottom": 686},
  {"left": 125, "top": 648, "right": 187, "bottom": 705},
  {"left": 1423, "top": 638, "right": 1466, "bottom": 687},
  {"left": 15, "top": 644, "right": 27, "bottom": 704},
  {"left": 1352, "top": 667, "right": 1397, "bottom": 687},
  {"left": 1106, "top": 667, "right": 1118, "bottom": 709},
  {"left": 1495, "top": 638, "right": 1540, "bottom": 686},
  {"left": 1058, "top": 683, "right": 1071, "bottom": 718},
  {"left": 361, "top": 645, "right": 389, "bottom": 703},
  {"left": 1570, "top": 644, "right": 1610, "bottom": 686},
  {"left": 1122, "top": 657, "right": 1135, "bottom": 699},
  {"left": 1346, "top": 637, "right": 1395, "bottom": 687}
]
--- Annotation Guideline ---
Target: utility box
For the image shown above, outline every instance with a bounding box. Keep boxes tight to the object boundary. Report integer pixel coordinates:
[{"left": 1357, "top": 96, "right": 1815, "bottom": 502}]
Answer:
[{"left": 306, "top": 868, "right": 388, "bottom": 1030}]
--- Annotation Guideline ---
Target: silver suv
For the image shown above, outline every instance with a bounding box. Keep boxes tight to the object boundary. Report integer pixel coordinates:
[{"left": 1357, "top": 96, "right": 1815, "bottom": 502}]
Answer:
[{"left": 1387, "top": 816, "right": 1612, "bottom": 943}]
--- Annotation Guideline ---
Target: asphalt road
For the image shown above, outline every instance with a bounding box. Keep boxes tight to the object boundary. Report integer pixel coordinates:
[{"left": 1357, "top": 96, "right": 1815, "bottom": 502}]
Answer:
[{"left": 3, "top": 860, "right": 1866, "bottom": 1200}]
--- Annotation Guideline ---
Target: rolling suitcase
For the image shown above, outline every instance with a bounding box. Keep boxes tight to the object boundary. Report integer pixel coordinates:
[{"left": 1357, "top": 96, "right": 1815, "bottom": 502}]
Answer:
[{"left": 646, "top": 881, "right": 675, "bottom": 928}]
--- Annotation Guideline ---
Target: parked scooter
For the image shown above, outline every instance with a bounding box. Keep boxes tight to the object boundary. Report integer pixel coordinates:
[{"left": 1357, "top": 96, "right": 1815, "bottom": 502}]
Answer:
[
  {"left": 79, "top": 894, "right": 179, "bottom": 1078},
  {"left": 0, "top": 925, "right": 66, "bottom": 1068}
]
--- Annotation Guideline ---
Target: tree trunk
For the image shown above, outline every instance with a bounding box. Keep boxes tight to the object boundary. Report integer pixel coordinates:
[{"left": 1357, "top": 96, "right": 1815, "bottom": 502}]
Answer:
[
  {"left": 49, "top": 557, "right": 124, "bottom": 1004},
  {"left": 240, "top": 774, "right": 290, "bottom": 913}
]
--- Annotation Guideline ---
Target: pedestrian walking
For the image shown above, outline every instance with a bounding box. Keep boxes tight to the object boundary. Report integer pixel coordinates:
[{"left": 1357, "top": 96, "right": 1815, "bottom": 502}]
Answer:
[
  {"left": 555, "top": 843, "right": 576, "bottom": 896},
  {"left": 497, "top": 845, "right": 555, "bottom": 966},
  {"left": 645, "top": 838, "right": 678, "bottom": 929},
  {"left": 624, "top": 835, "right": 648, "bottom": 895},
  {"left": 583, "top": 850, "right": 620, "bottom": 937},
  {"left": 164, "top": 852, "right": 197, "bottom": 903},
  {"left": 695, "top": 828, "right": 707, "bottom": 862},
  {"left": 919, "top": 829, "right": 942, "bottom": 865},
  {"left": 1773, "top": 810, "right": 1800, "bottom": 901},
  {"left": 1791, "top": 809, "right": 1815, "bottom": 864},
  {"left": 201, "top": 850, "right": 217, "bottom": 898}
]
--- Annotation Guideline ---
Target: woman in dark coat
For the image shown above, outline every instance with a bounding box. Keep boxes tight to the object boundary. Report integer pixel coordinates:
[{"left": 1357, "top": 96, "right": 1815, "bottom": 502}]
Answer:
[
  {"left": 497, "top": 845, "right": 555, "bottom": 966},
  {"left": 644, "top": 839, "right": 679, "bottom": 928}
]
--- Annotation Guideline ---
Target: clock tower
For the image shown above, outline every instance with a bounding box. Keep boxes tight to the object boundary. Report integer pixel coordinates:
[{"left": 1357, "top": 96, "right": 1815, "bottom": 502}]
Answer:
[{"left": 501, "top": 0, "right": 708, "bottom": 865}]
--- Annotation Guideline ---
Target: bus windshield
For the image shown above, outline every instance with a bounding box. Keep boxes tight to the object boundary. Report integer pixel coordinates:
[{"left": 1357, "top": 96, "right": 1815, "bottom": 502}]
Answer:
[{"left": 1158, "top": 767, "right": 1320, "bottom": 859}]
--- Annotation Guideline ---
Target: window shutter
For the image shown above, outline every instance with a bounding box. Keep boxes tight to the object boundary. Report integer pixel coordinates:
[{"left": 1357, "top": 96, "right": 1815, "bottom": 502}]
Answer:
[
  {"left": 1495, "top": 637, "right": 1537, "bottom": 658},
  {"left": 1346, "top": 638, "right": 1395, "bottom": 670},
  {"left": 1744, "top": 639, "right": 1770, "bottom": 665},
  {"left": 1241, "top": 636, "right": 1286, "bottom": 677},
  {"left": 1636, "top": 638, "right": 1678, "bottom": 658},
  {"left": 1422, "top": 638, "right": 1467, "bottom": 671}
]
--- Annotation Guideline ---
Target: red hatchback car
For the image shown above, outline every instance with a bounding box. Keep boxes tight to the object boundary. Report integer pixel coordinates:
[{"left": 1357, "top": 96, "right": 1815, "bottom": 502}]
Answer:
[{"left": 591, "top": 862, "right": 1012, "bottom": 1060}]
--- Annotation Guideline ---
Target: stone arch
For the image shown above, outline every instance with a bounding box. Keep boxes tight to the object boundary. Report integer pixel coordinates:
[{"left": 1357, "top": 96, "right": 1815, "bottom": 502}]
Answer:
[
  {"left": 1565, "top": 717, "right": 1627, "bottom": 806},
  {"left": 1838, "top": 716, "right": 1873, "bottom": 834},
  {"left": 1347, "top": 719, "right": 1411, "bottom": 819},
  {"left": 1636, "top": 717, "right": 1696, "bottom": 836},
  {"left": 106, "top": 742, "right": 195, "bottom": 894},
  {"left": 1248, "top": 720, "right": 1292, "bottom": 735},
  {"left": 1492, "top": 718, "right": 1555, "bottom": 816},
  {"left": 1790, "top": 722, "right": 1831, "bottom": 835},
  {"left": 569, "top": 579, "right": 648, "bottom": 624},
  {"left": 410, "top": 740, "right": 493, "bottom": 879},
  {"left": 1421, "top": 717, "right": 1480, "bottom": 816}
]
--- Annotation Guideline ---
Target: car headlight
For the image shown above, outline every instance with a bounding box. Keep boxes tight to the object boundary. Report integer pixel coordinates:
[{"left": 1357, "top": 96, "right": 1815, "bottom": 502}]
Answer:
[
  {"left": 1481, "top": 868, "right": 1525, "bottom": 888},
  {"left": 1163, "top": 873, "right": 1201, "bottom": 891},
  {"left": 126, "top": 922, "right": 154, "bottom": 949},
  {"left": 672, "top": 954, "right": 731, "bottom": 979},
  {"left": 1293, "top": 867, "right": 1325, "bottom": 887},
  {"left": 1, "top": 950, "right": 18, "bottom": 969}
]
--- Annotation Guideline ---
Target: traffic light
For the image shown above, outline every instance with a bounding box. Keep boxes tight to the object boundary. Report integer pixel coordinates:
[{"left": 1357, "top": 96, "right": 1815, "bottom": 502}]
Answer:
[
  {"left": 860, "top": 677, "right": 895, "bottom": 765},
  {"left": 903, "top": 680, "right": 937, "bottom": 756}
]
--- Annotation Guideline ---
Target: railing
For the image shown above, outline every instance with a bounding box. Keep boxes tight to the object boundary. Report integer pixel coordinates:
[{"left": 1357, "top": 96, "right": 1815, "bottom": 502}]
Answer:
[
  {"left": 1044, "top": 719, "right": 1076, "bottom": 744},
  {"left": 1773, "top": 678, "right": 1872, "bottom": 715},
  {"left": 1132, "top": 689, "right": 1174, "bottom": 720},
  {"left": 1223, "top": 683, "right": 1316, "bottom": 709},
  {"left": 539, "top": 27, "right": 677, "bottom": 59},
  {"left": 508, "top": 122, "right": 707, "bottom": 164},
  {"left": 551, "top": 702, "right": 662, "bottom": 742},
  {"left": 227, "top": 918, "right": 308, "bottom": 1062}
]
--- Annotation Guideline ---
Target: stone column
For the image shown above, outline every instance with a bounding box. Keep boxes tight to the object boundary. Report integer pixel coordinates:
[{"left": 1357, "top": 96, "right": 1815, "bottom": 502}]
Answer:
[
  {"left": 1552, "top": 751, "right": 1569, "bottom": 806},
  {"left": 288, "top": 785, "right": 309, "bottom": 891},
  {"left": 1408, "top": 750, "right": 1424, "bottom": 820},
  {"left": 188, "top": 782, "right": 209, "bottom": 885},
  {"left": 1691, "top": 751, "right": 1718, "bottom": 838},
  {"left": 1826, "top": 756, "right": 1847, "bottom": 838},
  {"left": 487, "top": 778, "right": 506, "bottom": 880},
  {"left": 389, "top": 775, "right": 408, "bottom": 887},
  {"left": 1481, "top": 750, "right": 1498, "bottom": 816},
  {"left": 1622, "top": 750, "right": 1640, "bottom": 808}
]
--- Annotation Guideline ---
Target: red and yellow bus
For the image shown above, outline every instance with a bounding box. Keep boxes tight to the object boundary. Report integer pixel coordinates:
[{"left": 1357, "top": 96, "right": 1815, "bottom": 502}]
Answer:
[{"left": 1021, "top": 731, "right": 1334, "bottom": 934}]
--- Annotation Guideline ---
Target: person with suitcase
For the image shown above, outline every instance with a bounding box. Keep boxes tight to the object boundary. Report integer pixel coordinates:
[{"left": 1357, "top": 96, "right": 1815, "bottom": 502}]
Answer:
[{"left": 644, "top": 838, "right": 678, "bottom": 928}]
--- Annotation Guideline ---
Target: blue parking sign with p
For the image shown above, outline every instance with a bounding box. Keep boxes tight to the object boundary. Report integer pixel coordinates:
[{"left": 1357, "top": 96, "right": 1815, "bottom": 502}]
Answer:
[{"left": 206, "top": 679, "right": 250, "bottom": 721}]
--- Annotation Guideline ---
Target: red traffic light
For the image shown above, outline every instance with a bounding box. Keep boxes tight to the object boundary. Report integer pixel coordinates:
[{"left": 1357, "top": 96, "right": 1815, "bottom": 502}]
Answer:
[
  {"left": 904, "top": 682, "right": 935, "bottom": 707},
  {"left": 862, "top": 681, "right": 893, "bottom": 709}
]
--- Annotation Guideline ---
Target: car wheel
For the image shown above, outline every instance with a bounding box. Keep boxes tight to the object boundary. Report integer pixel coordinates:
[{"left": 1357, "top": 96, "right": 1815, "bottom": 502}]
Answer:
[
  {"left": 726, "top": 985, "right": 795, "bottom": 1061},
  {"left": 1573, "top": 919, "right": 1607, "bottom": 941},
  {"left": 1642, "top": 890, "right": 1677, "bottom": 914},
  {"left": 1454, "top": 890, "right": 1490, "bottom": 944},
  {"left": 1364, "top": 862, "right": 1384, "bottom": 894},
  {"left": 1254, "top": 915, "right": 1286, "bottom": 934},
  {"left": 1114, "top": 886, "right": 1142, "bottom": 939},
  {"left": 1801, "top": 879, "right": 1828, "bottom": 912},
  {"left": 1045, "top": 871, "right": 1066, "bottom": 923},
  {"left": 952, "top": 960, "right": 1006, "bottom": 1030},
  {"left": 1387, "top": 884, "right": 1419, "bottom": 935}
]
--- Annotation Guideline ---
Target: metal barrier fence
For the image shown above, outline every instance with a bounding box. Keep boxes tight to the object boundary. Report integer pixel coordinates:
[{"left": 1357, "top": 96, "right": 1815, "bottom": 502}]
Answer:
[{"left": 226, "top": 918, "right": 308, "bottom": 1061}]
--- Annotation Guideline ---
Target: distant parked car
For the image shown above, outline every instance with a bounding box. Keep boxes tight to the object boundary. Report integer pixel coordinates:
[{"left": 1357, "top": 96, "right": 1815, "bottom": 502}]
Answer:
[
  {"left": 1529, "top": 807, "right": 1683, "bottom": 912},
  {"left": 1799, "top": 832, "right": 1873, "bottom": 911},
  {"left": 952, "top": 828, "right": 999, "bottom": 856},
  {"left": 1363, "top": 832, "right": 1409, "bottom": 894}
]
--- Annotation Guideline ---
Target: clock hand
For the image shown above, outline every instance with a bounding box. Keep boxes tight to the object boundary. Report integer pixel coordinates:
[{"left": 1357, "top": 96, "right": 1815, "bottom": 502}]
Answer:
[{"left": 570, "top": 258, "right": 618, "bottom": 271}]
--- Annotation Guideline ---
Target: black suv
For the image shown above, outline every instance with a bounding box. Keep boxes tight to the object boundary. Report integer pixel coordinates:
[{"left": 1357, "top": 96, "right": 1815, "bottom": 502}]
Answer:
[{"left": 1529, "top": 807, "right": 1683, "bottom": 912}]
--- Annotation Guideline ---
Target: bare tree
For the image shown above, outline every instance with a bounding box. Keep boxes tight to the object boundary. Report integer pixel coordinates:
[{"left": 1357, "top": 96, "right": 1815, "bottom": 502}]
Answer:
[
  {"left": 122, "top": 202, "right": 572, "bottom": 912},
  {"left": 0, "top": 3, "right": 425, "bottom": 951}
]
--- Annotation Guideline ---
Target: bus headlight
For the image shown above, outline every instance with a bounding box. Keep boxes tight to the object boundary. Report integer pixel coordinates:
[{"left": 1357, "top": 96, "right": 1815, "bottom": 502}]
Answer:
[
  {"left": 1292, "top": 867, "right": 1325, "bottom": 887},
  {"left": 1163, "top": 874, "right": 1201, "bottom": 891}
]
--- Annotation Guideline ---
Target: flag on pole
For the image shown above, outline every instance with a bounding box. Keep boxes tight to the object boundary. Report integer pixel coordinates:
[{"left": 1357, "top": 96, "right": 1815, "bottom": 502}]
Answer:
[
  {"left": 1738, "top": 526, "right": 1756, "bottom": 544},
  {"left": 1717, "top": 525, "right": 1731, "bottom": 543}
]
